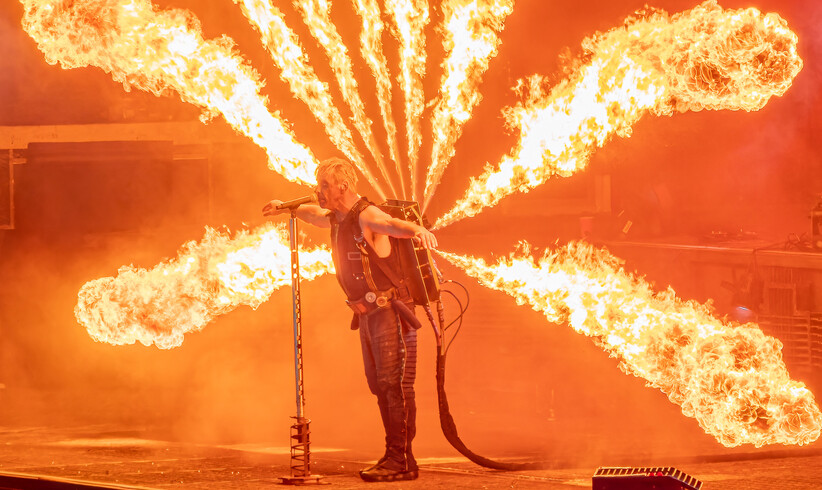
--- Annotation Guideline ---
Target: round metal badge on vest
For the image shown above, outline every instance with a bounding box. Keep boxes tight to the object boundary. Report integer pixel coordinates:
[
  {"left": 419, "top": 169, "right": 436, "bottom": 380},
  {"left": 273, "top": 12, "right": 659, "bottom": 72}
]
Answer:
[
  {"left": 365, "top": 291, "right": 377, "bottom": 303},
  {"left": 376, "top": 296, "right": 389, "bottom": 308}
]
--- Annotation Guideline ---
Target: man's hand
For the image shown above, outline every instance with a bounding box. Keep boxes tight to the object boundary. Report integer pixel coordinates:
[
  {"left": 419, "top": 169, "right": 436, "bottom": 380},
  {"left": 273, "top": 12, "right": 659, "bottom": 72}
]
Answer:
[
  {"left": 413, "top": 228, "right": 438, "bottom": 250},
  {"left": 262, "top": 200, "right": 286, "bottom": 217},
  {"left": 263, "top": 200, "right": 332, "bottom": 228}
]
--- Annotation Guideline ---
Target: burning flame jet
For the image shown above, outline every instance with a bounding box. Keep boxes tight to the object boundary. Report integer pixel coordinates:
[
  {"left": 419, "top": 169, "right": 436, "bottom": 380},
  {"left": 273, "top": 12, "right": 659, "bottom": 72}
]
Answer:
[
  {"left": 20, "top": 0, "right": 318, "bottom": 185},
  {"left": 354, "top": 0, "right": 405, "bottom": 199},
  {"left": 292, "top": 0, "right": 396, "bottom": 199},
  {"left": 233, "top": 0, "right": 385, "bottom": 200},
  {"left": 434, "top": 0, "right": 803, "bottom": 229},
  {"left": 75, "top": 224, "right": 333, "bottom": 349},
  {"left": 386, "top": 0, "right": 429, "bottom": 200},
  {"left": 438, "top": 243, "right": 822, "bottom": 447},
  {"left": 423, "top": 0, "right": 514, "bottom": 213}
]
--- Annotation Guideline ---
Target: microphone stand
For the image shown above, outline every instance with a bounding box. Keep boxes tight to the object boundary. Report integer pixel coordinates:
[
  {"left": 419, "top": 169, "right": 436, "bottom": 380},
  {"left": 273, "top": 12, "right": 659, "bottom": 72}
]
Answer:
[{"left": 280, "top": 208, "right": 323, "bottom": 485}]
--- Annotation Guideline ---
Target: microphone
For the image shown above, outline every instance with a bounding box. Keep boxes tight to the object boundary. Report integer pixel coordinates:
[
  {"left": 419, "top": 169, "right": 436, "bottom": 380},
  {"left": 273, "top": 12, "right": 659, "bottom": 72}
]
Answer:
[{"left": 275, "top": 194, "right": 317, "bottom": 210}]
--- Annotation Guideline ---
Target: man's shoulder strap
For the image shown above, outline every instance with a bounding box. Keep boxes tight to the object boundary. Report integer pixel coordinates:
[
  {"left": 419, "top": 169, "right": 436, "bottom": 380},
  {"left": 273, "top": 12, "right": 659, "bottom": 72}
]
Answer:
[
  {"left": 351, "top": 197, "right": 372, "bottom": 219},
  {"left": 329, "top": 197, "right": 370, "bottom": 227},
  {"left": 349, "top": 197, "right": 373, "bottom": 238}
]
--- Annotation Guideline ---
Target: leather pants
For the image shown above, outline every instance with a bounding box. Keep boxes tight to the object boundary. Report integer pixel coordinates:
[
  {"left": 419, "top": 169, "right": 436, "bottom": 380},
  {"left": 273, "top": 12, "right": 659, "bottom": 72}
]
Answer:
[{"left": 358, "top": 304, "right": 418, "bottom": 471}]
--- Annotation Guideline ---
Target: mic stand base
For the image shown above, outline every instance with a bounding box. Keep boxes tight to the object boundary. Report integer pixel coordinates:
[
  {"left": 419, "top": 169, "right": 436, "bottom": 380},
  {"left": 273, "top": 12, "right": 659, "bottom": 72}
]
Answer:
[
  {"left": 280, "top": 477, "right": 325, "bottom": 485},
  {"left": 279, "top": 417, "right": 326, "bottom": 485},
  {"left": 280, "top": 476, "right": 325, "bottom": 485}
]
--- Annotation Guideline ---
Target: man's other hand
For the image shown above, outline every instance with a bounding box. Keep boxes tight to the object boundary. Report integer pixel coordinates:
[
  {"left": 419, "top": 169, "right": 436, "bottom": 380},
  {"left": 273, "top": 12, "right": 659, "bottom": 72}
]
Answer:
[{"left": 413, "top": 229, "right": 438, "bottom": 250}]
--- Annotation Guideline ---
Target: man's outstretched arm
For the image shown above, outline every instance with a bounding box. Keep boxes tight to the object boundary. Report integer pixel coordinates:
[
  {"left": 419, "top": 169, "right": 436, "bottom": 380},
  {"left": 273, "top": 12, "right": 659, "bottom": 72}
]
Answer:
[
  {"left": 262, "top": 200, "right": 331, "bottom": 228},
  {"left": 360, "top": 206, "right": 438, "bottom": 249}
]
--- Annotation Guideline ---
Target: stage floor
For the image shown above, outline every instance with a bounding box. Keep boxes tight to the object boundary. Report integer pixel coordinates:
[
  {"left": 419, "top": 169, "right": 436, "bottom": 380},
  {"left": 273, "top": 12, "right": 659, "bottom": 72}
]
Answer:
[{"left": 1, "top": 424, "right": 821, "bottom": 489}]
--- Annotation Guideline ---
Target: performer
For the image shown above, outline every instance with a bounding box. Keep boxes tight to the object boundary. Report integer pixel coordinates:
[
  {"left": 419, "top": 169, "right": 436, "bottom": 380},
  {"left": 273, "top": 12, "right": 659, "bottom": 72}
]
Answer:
[{"left": 263, "top": 157, "right": 437, "bottom": 482}]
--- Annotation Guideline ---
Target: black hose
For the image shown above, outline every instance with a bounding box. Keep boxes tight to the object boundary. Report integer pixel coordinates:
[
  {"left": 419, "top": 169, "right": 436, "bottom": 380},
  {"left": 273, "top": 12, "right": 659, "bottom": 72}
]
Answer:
[{"left": 433, "top": 302, "right": 555, "bottom": 471}]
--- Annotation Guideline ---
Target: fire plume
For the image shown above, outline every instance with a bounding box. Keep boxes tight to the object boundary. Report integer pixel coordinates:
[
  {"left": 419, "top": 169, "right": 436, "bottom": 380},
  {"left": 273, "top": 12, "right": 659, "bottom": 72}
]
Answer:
[
  {"left": 423, "top": 0, "right": 513, "bottom": 212},
  {"left": 438, "top": 243, "right": 822, "bottom": 447},
  {"left": 20, "top": 0, "right": 318, "bottom": 185},
  {"left": 233, "top": 0, "right": 373, "bottom": 190},
  {"left": 293, "top": 0, "right": 393, "bottom": 200},
  {"left": 386, "top": 0, "right": 429, "bottom": 201},
  {"left": 354, "top": 0, "right": 405, "bottom": 199},
  {"left": 74, "top": 224, "right": 333, "bottom": 349},
  {"left": 434, "top": 0, "right": 803, "bottom": 229}
]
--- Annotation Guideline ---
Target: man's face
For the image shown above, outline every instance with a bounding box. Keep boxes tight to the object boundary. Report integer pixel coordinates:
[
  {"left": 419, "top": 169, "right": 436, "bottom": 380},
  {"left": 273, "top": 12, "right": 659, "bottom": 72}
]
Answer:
[{"left": 315, "top": 173, "right": 346, "bottom": 212}]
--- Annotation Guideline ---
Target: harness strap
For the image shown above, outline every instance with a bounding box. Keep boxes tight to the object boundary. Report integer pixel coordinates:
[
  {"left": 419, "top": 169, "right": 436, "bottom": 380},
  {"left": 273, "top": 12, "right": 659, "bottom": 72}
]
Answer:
[{"left": 356, "top": 240, "right": 382, "bottom": 295}]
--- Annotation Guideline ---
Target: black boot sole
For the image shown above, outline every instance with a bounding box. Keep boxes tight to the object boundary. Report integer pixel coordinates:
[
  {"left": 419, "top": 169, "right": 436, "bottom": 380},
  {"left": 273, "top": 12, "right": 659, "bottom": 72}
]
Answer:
[{"left": 359, "top": 469, "right": 419, "bottom": 482}]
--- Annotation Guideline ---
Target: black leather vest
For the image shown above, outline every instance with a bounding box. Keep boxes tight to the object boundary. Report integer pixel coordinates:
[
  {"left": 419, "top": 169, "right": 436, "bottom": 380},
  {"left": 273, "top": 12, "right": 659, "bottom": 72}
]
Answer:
[{"left": 330, "top": 198, "right": 402, "bottom": 301}]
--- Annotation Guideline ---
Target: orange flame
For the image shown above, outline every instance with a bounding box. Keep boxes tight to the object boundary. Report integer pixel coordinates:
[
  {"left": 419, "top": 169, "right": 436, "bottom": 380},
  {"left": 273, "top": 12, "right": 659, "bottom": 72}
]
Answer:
[
  {"left": 354, "top": 0, "right": 405, "bottom": 199},
  {"left": 438, "top": 243, "right": 822, "bottom": 447},
  {"left": 233, "top": 0, "right": 377, "bottom": 191},
  {"left": 293, "top": 0, "right": 393, "bottom": 200},
  {"left": 423, "top": 0, "right": 513, "bottom": 212},
  {"left": 75, "top": 224, "right": 333, "bottom": 349},
  {"left": 20, "top": 0, "right": 318, "bottom": 185},
  {"left": 434, "top": 0, "right": 803, "bottom": 229},
  {"left": 386, "top": 0, "right": 429, "bottom": 201}
]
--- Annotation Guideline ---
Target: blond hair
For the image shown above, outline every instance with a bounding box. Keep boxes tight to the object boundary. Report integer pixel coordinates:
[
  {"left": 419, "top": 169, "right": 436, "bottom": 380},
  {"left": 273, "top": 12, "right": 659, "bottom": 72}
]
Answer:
[{"left": 316, "top": 157, "right": 358, "bottom": 188}]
